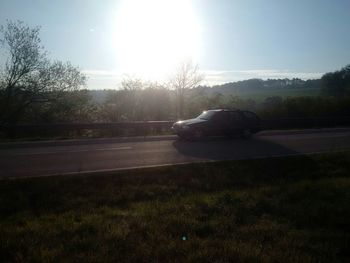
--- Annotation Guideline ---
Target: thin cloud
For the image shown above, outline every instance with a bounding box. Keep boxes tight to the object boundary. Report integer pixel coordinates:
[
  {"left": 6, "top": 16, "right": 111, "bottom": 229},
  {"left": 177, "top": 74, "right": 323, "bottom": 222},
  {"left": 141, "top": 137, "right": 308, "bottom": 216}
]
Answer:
[
  {"left": 82, "top": 70, "right": 122, "bottom": 89},
  {"left": 82, "top": 69, "right": 325, "bottom": 89}
]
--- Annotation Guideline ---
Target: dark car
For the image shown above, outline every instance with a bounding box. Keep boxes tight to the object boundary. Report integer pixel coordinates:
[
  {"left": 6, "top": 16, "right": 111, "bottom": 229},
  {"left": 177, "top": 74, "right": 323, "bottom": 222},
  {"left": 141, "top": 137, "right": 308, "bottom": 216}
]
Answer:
[{"left": 172, "top": 109, "right": 261, "bottom": 140}]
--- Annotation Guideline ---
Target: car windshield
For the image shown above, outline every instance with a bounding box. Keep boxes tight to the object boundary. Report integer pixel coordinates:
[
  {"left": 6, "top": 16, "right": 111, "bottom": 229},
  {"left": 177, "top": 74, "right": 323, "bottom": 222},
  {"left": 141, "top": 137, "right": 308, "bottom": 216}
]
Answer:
[{"left": 197, "top": 111, "right": 217, "bottom": 120}]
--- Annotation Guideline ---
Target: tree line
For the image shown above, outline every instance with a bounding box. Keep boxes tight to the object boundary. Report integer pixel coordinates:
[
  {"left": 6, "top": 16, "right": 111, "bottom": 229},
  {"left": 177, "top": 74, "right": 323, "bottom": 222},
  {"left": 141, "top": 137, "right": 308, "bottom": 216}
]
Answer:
[
  {"left": 1, "top": 20, "right": 350, "bottom": 128},
  {"left": 198, "top": 78, "right": 322, "bottom": 95}
]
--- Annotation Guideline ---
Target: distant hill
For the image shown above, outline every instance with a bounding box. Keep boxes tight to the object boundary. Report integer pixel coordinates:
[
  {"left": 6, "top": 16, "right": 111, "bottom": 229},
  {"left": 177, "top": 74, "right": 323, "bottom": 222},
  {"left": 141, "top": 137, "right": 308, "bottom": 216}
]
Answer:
[
  {"left": 196, "top": 78, "right": 321, "bottom": 94},
  {"left": 88, "top": 90, "right": 109, "bottom": 104},
  {"left": 88, "top": 78, "right": 322, "bottom": 103}
]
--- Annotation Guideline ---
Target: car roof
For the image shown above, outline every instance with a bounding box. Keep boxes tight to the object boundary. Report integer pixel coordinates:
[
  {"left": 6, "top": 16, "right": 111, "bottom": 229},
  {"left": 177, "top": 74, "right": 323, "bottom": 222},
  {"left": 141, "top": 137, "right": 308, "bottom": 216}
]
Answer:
[{"left": 206, "top": 109, "right": 240, "bottom": 112}]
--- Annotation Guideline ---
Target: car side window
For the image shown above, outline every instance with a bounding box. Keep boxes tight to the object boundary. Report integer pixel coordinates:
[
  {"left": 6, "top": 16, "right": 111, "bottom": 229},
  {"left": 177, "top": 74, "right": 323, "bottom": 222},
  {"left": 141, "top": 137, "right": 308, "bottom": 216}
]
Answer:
[
  {"left": 243, "top": 111, "right": 258, "bottom": 120},
  {"left": 229, "top": 111, "right": 242, "bottom": 122},
  {"left": 214, "top": 112, "right": 228, "bottom": 123}
]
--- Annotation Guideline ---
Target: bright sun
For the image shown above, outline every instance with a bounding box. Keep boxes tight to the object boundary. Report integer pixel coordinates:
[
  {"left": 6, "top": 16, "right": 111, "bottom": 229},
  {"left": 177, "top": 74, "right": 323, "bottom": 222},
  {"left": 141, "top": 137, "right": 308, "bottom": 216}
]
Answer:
[{"left": 114, "top": 0, "right": 201, "bottom": 81}]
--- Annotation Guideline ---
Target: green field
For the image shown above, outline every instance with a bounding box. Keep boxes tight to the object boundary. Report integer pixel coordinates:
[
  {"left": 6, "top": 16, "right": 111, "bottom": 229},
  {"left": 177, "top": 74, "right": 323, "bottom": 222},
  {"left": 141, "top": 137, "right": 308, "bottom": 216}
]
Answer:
[
  {"left": 237, "top": 88, "right": 321, "bottom": 102},
  {"left": 1, "top": 152, "right": 350, "bottom": 262}
]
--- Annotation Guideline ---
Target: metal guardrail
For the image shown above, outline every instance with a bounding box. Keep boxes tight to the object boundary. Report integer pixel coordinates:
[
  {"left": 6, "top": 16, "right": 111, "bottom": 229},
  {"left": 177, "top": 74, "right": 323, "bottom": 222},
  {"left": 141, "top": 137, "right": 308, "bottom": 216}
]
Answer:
[
  {"left": 0, "top": 121, "right": 174, "bottom": 137},
  {"left": 1, "top": 117, "right": 350, "bottom": 137},
  {"left": 261, "top": 117, "right": 350, "bottom": 129},
  {"left": 2, "top": 121, "right": 174, "bottom": 131}
]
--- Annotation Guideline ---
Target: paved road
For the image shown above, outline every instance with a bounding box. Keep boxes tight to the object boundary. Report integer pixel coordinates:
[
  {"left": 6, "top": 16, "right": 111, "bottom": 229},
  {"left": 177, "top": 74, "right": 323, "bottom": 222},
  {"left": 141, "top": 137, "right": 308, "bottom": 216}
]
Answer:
[{"left": 1, "top": 128, "right": 350, "bottom": 178}]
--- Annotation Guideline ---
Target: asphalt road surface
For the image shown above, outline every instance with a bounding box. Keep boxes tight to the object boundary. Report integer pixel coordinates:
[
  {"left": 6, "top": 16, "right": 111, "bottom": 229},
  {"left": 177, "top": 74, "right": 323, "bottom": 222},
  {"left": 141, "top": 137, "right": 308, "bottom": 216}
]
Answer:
[{"left": 1, "top": 128, "right": 350, "bottom": 179}]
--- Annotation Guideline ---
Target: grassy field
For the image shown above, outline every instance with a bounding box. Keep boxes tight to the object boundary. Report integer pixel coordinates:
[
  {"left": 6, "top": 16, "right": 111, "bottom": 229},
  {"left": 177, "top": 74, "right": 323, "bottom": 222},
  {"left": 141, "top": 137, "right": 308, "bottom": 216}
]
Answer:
[
  {"left": 1, "top": 152, "right": 350, "bottom": 262},
  {"left": 236, "top": 87, "right": 321, "bottom": 102}
]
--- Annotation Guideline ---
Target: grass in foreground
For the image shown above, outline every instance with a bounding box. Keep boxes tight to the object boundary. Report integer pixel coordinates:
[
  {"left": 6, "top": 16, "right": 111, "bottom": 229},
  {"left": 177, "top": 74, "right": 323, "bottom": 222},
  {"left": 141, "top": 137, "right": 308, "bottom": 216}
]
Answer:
[{"left": 1, "top": 152, "right": 350, "bottom": 262}]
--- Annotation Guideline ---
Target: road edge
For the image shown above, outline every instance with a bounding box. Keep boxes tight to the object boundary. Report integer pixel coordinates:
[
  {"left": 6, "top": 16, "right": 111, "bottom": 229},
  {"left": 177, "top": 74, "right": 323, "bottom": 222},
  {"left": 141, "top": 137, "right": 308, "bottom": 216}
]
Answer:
[{"left": 2, "top": 149, "right": 350, "bottom": 181}]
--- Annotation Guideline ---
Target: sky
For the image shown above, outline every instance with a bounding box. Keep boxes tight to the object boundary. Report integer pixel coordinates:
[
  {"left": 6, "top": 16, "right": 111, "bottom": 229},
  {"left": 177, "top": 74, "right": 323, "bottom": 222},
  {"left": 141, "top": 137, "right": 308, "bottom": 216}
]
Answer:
[{"left": 1, "top": 0, "right": 350, "bottom": 89}]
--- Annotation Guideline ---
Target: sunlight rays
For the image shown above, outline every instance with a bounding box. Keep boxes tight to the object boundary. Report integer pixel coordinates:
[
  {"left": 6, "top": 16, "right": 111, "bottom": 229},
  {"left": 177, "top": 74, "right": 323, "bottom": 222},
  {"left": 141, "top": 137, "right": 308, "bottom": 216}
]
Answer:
[{"left": 113, "top": 0, "right": 201, "bottom": 81}]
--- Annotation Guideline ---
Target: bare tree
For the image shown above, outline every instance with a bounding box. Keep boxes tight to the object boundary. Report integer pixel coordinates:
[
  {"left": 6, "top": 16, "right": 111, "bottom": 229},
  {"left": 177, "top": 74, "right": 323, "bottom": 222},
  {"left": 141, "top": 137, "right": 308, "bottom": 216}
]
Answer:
[
  {"left": 121, "top": 76, "right": 143, "bottom": 91},
  {"left": 0, "top": 20, "right": 86, "bottom": 126},
  {"left": 170, "top": 60, "right": 203, "bottom": 119}
]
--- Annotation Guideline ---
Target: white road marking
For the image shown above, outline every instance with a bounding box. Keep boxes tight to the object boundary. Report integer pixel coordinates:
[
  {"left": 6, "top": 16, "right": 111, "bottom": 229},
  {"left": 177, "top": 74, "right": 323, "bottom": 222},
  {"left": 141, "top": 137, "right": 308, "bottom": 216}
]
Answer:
[
  {"left": 9, "top": 146, "right": 132, "bottom": 156},
  {"left": 3, "top": 149, "right": 350, "bottom": 180}
]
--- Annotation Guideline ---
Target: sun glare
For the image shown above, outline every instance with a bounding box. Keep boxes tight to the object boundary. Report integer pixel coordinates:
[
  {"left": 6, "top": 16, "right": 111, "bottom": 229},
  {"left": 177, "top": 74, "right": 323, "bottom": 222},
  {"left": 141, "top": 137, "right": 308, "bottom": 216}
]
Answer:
[{"left": 114, "top": 0, "right": 201, "bottom": 81}]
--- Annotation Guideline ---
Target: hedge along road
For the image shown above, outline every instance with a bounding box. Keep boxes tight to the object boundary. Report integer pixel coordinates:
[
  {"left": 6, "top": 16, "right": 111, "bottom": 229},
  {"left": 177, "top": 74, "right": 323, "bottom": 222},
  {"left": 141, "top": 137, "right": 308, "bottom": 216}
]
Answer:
[{"left": 1, "top": 128, "right": 350, "bottom": 179}]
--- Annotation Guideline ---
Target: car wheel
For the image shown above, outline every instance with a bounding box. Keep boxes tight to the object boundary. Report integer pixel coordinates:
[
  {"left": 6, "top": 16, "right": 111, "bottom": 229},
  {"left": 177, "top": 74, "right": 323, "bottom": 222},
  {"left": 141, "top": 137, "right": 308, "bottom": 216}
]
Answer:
[{"left": 241, "top": 129, "right": 252, "bottom": 139}]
